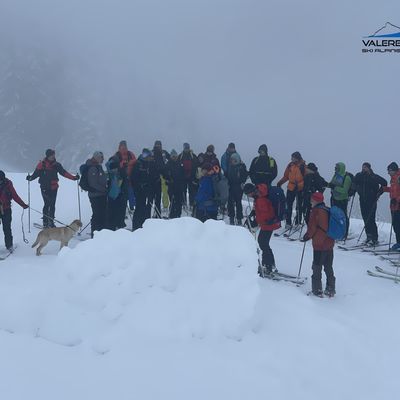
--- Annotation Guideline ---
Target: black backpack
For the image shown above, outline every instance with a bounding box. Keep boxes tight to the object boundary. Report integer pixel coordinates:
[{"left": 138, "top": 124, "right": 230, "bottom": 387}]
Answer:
[{"left": 79, "top": 163, "right": 91, "bottom": 191}]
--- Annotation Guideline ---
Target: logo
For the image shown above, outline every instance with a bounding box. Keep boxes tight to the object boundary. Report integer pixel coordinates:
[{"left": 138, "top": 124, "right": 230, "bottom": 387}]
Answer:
[{"left": 362, "top": 22, "right": 400, "bottom": 53}]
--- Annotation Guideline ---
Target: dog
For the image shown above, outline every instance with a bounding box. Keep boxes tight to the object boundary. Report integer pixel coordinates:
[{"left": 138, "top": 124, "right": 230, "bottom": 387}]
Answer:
[{"left": 31, "top": 219, "right": 83, "bottom": 256}]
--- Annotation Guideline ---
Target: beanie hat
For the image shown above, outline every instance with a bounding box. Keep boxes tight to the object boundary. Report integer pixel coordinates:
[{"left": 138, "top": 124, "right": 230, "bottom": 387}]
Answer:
[
  {"left": 387, "top": 162, "right": 399, "bottom": 172},
  {"left": 362, "top": 162, "right": 371, "bottom": 170},
  {"left": 311, "top": 192, "right": 324, "bottom": 203},
  {"left": 93, "top": 151, "right": 104, "bottom": 159},
  {"left": 170, "top": 149, "right": 178, "bottom": 158},
  {"left": 183, "top": 143, "right": 190, "bottom": 150},
  {"left": 291, "top": 151, "right": 302, "bottom": 161},
  {"left": 206, "top": 144, "right": 215, "bottom": 153},
  {"left": 243, "top": 183, "right": 256, "bottom": 195},
  {"left": 228, "top": 142, "right": 236, "bottom": 150},
  {"left": 119, "top": 140, "right": 127, "bottom": 148},
  {"left": 142, "top": 148, "right": 151, "bottom": 159},
  {"left": 258, "top": 144, "right": 268, "bottom": 154},
  {"left": 307, "top": 162, "right": 318, "bottom": 172},
  {"left": 154, "top": 140, "right": 162, "bottom": 147},
  {"left": 45, "top": 149, "right": 55, "bottom": 158},
  {"left": 230, "top": 152, "right": 241, "bottom": 164}
]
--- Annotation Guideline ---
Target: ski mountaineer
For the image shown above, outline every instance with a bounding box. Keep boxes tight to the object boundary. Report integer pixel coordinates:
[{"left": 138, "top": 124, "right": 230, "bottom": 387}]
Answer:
[
  {"left": 84, "top": 151, "right": 108, "bottom": 238},
  {"left": 27, "top": 149, "right": 79, "bottom": 228},
  {"left": 165, "top": 150, "right": 185, "bottom": 219},
  {"left": 107, "top": 141, "right": 137, "bottom": 230},
  {"left": 277, "top": 151, "right": 306, "bottom": 228},
  {"left": 328, "top": 162, "right": 352, "bottom": 239},
  {"left": 249, "top": 144, "right": 277, "bottom": 187},
  {"left": 243, "top": 183, "right": 281, "bottom": 276},
  {"left": 151, "top": 140, "right": 170, "bottom": 218},
  {"left": 221, "top": 142, "right": 239, "bottom": 177},
  {"left": 227, "top": 153, "right": 248, "bottom": 226},
  {"left": 131, "top": 149, "right": 155, "bottom": 230},
  {"left": 382, "top": 162, "right": 400, "bottom": 251},
  {"left": 302, "top": 192, "right": 336, "bottom": 297},
  {"left": 178, "top": 143, "right": 198, "bottom": 210},
  {"left": 201, "top": 145, "right": 220, "bottom": 169},
  {"left": 0, "top": 171, "right": 29, "bottom": 252},
  {"left": 194, "top": 163, "right": 219, "bottom": 222},
  {"left": 303, "top": 163, "right": 328, "bottom": 224},
  {"left": 354, "top": 162, "right": 387, "bottom": 245}
]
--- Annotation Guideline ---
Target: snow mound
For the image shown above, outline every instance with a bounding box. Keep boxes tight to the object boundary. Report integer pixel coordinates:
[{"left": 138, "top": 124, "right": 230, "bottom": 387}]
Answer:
[{"left": 0, "top": 218, "right": 260, "bottom": 351}]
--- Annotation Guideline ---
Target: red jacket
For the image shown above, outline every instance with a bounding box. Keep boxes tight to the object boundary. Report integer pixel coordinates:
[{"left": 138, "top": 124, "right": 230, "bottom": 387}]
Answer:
[
  {"left": 304, "top": 203, "right": 334, "bottom": 251},
  {"left": 30, "top": 159, "right": 76, "bottom": 190},
  {"left": 383, "top": 171, "right": 400, "bottom": 211},
  {"left": 0, "top": 179, "right": 27, "bottom": 211},
  {"left": 254, "top": 184, "right": 281, "bottom": 231}
]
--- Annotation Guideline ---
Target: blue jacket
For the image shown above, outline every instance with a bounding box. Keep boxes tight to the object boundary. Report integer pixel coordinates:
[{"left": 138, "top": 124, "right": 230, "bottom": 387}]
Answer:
[
  {"left": 195, "top": 175, "right": 218, "bottom": 212},
  {"left": 221, "top": 151, "right": 240, "bottom": 176}
]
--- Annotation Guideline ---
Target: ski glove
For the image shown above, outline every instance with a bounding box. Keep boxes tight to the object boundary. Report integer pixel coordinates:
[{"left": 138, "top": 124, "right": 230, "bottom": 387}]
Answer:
[
  {"left": 75, "top": 174, "right": 80, "bottom": 181},
  {"left": 26, "top": 175, "right": 32, "bottom": 181},
  {"left": 302, "top": 234, "right": 310, "bottom": 242}
]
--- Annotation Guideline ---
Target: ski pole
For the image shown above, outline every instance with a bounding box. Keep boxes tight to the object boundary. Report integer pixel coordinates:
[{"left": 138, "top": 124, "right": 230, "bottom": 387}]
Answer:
[
  {"left": 343, "top": 195, "right": 355, "bottom": 244},
  {"left": 28, "top": 179, "right": 31, "bottom": 233},
  {"left": 388, "top": 218, "right": 394, "bottom": 253},
  {"left": 297, "top": 240, "right": 307, "bottom": 279},
  {"left": 77, "top": 179, "right": 82, "bottom": 222}
]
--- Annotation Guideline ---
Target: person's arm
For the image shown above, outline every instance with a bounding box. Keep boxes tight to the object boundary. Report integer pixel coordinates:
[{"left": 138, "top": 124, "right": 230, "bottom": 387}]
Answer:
[
  {"left": 304, "top": 208, "right": 318, "bottom": 240},
  {"left": 277, "top": 165, "right": 289, "bottom": 187},
  {"left": 27, "top": 162, "right": 42, "bottom": 181},
  {"left": 57, "top": 163, "right": 78, "bottom": 180},
  {"left": 9, "top": 182, "right": 28, "bottom": 208}
]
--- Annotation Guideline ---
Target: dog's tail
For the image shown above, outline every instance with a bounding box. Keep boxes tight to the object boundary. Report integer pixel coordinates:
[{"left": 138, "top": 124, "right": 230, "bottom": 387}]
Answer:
[{"left": 31, "top": 235, "right": 40, "bottom": 248}]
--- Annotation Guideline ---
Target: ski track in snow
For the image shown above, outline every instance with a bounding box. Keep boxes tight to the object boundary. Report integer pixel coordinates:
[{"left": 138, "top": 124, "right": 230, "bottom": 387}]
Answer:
[{"left": 0, "top": 173, "right": 399, "bottom": 400}]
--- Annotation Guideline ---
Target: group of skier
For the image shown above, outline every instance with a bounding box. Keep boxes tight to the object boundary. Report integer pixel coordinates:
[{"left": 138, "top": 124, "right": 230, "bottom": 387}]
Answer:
[{"left": 1, "top": 140, "right": 399, "bottom": 296}]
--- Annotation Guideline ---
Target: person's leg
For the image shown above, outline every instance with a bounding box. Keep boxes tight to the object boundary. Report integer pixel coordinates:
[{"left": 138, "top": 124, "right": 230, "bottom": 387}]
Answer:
[
  {"left": 311, "top": 250, "right": 323, "bottom": 294},
  {"left": 48, "top": 189, "right": 58, "bottom": 227},
  {"left": 1, "top": 209, "right": 13, "bottom": 249},
  {"left": 285, "top": 190, "right": 296, "bottom": 226},
  {"left": 235, "top": 186, "right": 244, "bottom": 224},
  {"left": 41, "top": 189, "right": 51, "bottom": 227},
  {"left": 295, "top": 191, "right": 304, "bottom": 225},
  {"left": 323, "top": 250, "right": 335, "bottom": 295},
  {"left": 227, "top": 186, "right": 235, "bottom": 224},
  {"left": 392, "top": 210, "right": 400, "bottom": 244},
  {"left": 258, "top": 230, "right": 274, "bottom": 272}
]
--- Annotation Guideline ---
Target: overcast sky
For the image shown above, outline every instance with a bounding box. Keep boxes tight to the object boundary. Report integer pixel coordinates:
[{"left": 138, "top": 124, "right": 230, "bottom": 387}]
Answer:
[{"left": 1, "top": 0, "right": 399, "bottom": 183}]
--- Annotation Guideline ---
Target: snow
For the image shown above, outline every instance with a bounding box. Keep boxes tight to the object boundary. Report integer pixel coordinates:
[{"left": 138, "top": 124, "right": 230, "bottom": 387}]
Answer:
[{"left": 0, "top": 173, "right": 399, "bottom": 400}]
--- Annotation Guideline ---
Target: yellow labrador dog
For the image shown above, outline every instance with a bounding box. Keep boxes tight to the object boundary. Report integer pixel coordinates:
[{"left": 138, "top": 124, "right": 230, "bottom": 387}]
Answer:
[{"left": 31, "top": 219, "right": 83, "bottom": 256}]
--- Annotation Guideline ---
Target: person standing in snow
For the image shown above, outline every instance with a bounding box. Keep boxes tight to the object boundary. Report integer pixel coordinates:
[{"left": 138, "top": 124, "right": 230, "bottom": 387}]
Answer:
[
  {"left": 221, "top": 142, "right": 239, "bottom": 177},
  {"left": 202, "top": 145, "right": 220, "bottom": 169},
  {"left": 131, "top": 149, "right": 155, "bottom": 230},
  {"left": 303, "top": 163, "right": 328, "bottom": 224},
  {"left": 277, "top": 151, "right": 306, "bottom": 228},
  {"left": 165, "top": 150, "right": 185, "bottom": 219},
  {"left": 328, "top": 162, "right": 352, "bottom": 239},
  {"left": 178, "top": 143, "right": 198, "bottom": 210},
  {"left": 227, "top": 153, "right": 248, "bottom": 225},
  {"left": 85, "top": 151, "right": 108, "bottom": 238},
  {"left": 0, "top": 171, "right": 29, "bottom": 252},
  {"left": 194, "top": 163, "right": 219, "bottom": 222},
  {"left": 382, "top": 162, "right": 400, "bottom": 251},
  {"left": 243, "top": 182, "right": 281, "bottom": 276},
  {"left": 151, "top": 140, "right": 170, "bottom": 218},
  {"left": 249, "top": 144, "right": 277, "bottom": 187},
  {"left": 26, "top": 149, "right": 79, "bottom": 228},
  {"left": 107, "top": 140, "right": 137, "bottom": 230},
  {"left": 303, "top": 192, "right": 336, "bottom": 297},
  {"left": 354, "top": 162, "right": 387, "bottom": 245}
]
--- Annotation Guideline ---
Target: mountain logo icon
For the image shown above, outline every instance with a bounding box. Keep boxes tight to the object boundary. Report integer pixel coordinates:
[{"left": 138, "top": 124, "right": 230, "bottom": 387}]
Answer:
[{"left": 365, "top": 22, "right": 400, "bottom": 38}]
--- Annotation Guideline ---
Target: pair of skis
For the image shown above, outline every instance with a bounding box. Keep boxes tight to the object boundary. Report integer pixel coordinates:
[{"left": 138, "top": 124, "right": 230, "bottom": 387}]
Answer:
[
  {"left": 258, "top": 265, "right": 306, "bottom": 285},
  {"left": 0, "top": 245, "right": 18, "bottom": 261},
  {"left": 367, "top": 266, "right": 400, "bottom": 282}
]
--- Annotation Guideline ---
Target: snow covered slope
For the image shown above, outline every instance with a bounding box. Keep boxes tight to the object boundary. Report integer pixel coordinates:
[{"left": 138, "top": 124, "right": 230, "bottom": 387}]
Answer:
[{"left": 0, "top": 173, "right": 399, "bottom": 400}]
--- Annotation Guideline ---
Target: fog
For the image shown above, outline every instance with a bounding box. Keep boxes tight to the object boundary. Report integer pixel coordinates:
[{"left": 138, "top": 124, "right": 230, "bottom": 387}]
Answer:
[{"left": 1, "top": 0, "right": 399, "bottom": 186}]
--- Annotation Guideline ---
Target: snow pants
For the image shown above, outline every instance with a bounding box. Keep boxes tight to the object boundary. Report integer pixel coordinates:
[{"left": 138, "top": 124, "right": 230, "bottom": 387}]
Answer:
[
  {"left": 228, "top": 184, "right": 243, "bottom": 222},
  {"left": 41, "top": 188, "right": 57, "bottom": 227},
  {"left": 0, "top": 208, "right": 13, "bottom": 249},
  {"left": 258, "top": 230, "right": 275, "bottom": 271},
  {"left": 89, "top": 195, "right": 107, "bottom": 237},
  {"left": 312, "top": 250, "right": 335, "bottom": 294},
  {"left": 286, "top": 190, "right": 303, "bottom": 226},
  {"left": 392, "top": 210, "right": 400, "bottom": 244},
  {"left": 360, "top": 200, "right": 378, "bottom": 242}
]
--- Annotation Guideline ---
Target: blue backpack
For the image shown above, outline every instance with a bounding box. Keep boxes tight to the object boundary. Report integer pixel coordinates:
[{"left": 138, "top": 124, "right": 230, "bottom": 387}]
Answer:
[
  {"left": 318, "top": 205, "right": 347, "bottom": 240},
  {"left": 268, "top": 186, "right": 286, "bottom": 222}
]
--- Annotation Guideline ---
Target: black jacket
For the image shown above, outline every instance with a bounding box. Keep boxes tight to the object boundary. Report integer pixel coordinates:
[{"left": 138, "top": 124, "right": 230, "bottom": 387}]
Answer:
[
  {"left": 165, "top": 159, "right": 185, "bottom": 187},
  {"left": 354, "top": 170, "right": 387, "bottom": 203},
  {"left": 227, "top": 163, "right": 248, "bottom": 187},
  {"left": 304, "top": 172, "right": 328, "bottom": 199},
  {"left": 249, "top": 155, "right": 277, "bottom": 185},
  {"left": 131, "top": 157, "right": 157, "bottom": 191}
]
